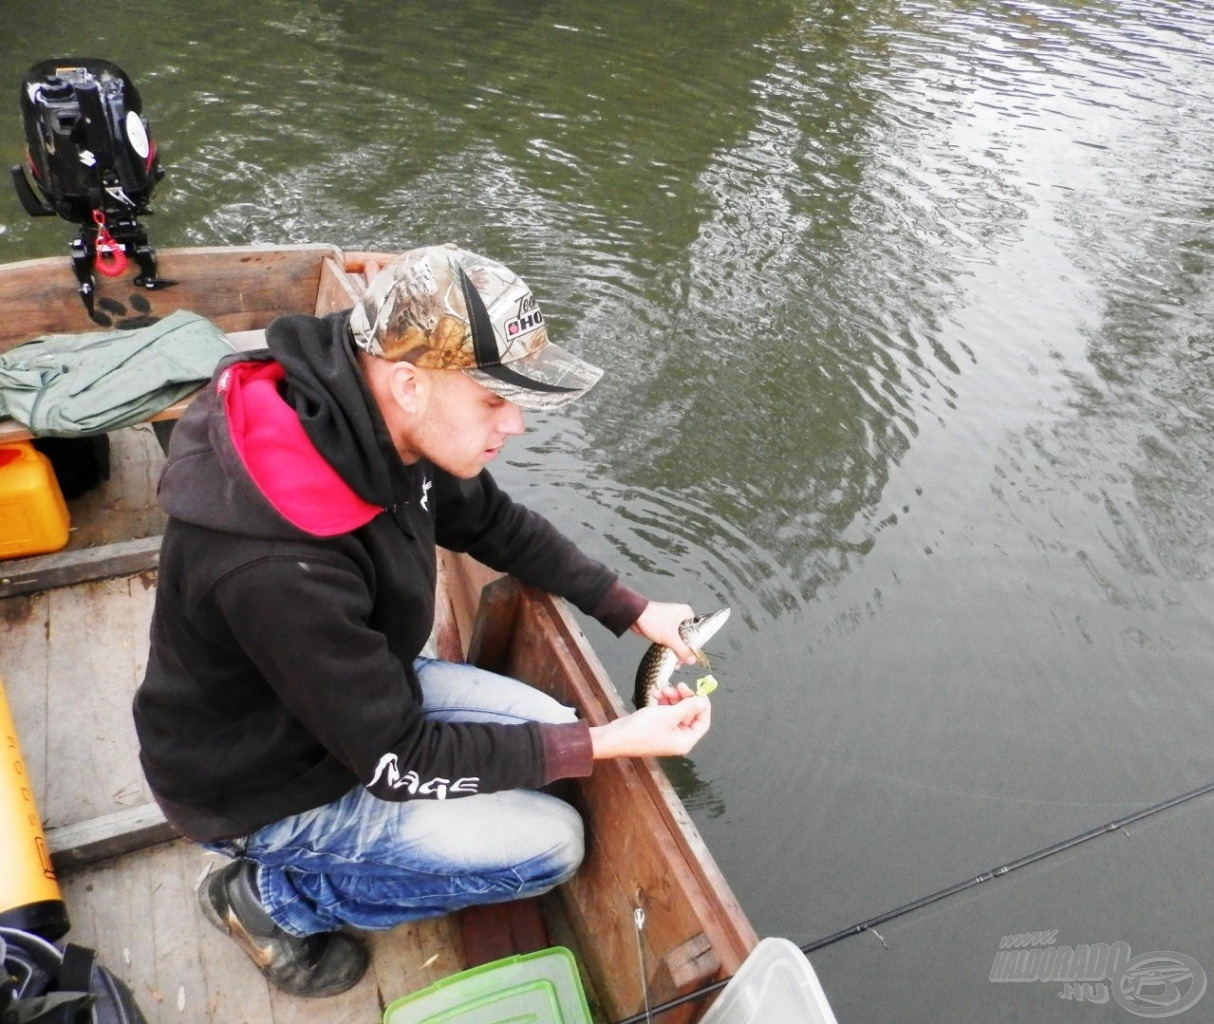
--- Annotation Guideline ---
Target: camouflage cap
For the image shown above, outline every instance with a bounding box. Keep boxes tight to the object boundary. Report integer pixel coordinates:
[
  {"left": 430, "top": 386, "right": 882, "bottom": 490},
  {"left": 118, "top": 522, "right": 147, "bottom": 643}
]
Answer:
[{"left": 349, "top": 244, "right": 603, "bottom": 410}]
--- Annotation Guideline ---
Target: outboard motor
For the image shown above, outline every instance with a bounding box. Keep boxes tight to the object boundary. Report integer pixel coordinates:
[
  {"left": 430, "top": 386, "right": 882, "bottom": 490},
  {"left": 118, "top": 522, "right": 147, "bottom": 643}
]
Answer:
[{"left": 10, "top": 58, "right": 173, "bottom": 319}]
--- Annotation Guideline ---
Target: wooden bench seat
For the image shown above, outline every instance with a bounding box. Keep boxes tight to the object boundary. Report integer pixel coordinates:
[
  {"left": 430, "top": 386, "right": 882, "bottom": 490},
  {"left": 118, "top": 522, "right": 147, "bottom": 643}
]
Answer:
[{"left": 0, "top": 245, "right": 399, "bottom": 447}]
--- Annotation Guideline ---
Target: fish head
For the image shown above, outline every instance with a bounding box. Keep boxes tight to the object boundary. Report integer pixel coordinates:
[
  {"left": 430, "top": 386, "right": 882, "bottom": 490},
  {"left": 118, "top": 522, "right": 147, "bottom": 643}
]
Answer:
[{"left": 680, "top": 607, "right": 731, "bottom": 647}]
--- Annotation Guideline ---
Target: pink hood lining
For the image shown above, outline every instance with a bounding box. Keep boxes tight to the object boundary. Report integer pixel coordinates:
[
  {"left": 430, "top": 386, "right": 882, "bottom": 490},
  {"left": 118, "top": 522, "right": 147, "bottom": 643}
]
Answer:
[{"left": 218, "top": 360, "right": 382, "bottom": 537}]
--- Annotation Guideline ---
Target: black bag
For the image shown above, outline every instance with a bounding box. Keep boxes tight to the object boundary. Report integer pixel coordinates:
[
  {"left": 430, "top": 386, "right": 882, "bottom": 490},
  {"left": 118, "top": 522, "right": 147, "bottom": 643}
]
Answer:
[
  {"left": 32, "top": 436, "right": 111, "bottom": 501},
  {"left": 0, "top": 927, "right": 147, "bottom": 1024}
]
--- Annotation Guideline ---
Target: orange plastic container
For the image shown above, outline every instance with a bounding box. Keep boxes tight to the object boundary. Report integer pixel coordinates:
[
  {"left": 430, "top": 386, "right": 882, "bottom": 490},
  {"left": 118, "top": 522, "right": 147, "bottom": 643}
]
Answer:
[{"left": 0, "top": 442, "right": 71, "bottom": 559}]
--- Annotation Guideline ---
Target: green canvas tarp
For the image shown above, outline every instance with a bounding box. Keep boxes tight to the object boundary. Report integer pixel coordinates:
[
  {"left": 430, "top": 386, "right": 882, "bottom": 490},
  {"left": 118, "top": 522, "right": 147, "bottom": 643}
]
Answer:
[{"left": 0, "top": 310, "right": 233, "bottom": 436}]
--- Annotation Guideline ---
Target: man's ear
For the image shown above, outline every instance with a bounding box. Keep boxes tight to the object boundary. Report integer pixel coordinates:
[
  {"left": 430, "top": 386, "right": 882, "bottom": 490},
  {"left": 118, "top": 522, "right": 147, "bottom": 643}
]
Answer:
[{"left": 386, "top": 361, "right": 424, "bottom": 416}]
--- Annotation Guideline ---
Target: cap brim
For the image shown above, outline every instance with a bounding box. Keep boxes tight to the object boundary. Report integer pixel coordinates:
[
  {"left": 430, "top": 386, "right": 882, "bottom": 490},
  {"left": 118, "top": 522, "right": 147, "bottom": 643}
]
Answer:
[{"left": 464, "top": 341, "right": 604, "bottom": 410}]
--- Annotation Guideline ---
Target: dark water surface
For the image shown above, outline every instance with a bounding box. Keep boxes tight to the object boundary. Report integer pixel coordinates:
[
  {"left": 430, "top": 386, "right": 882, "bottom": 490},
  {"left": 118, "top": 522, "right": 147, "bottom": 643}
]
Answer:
[{"left": 3, "top": 3, "right": 1212, "bottom": 1020}]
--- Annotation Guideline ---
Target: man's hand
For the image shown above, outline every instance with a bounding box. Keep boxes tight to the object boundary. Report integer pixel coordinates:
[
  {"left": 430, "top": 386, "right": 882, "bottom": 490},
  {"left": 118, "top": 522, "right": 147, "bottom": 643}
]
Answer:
[
  {"left": 589, "top": 685, "right": 711, "bottom": 759},
  {"left": 629, "top": 600, "right": 698, "bottom": 665}
]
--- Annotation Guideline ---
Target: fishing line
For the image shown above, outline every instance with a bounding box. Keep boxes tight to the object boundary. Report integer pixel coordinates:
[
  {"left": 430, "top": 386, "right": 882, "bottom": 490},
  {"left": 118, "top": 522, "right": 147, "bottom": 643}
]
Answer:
[{"left": 610, "top": 777, "right": 1214, "bottom": 1024}]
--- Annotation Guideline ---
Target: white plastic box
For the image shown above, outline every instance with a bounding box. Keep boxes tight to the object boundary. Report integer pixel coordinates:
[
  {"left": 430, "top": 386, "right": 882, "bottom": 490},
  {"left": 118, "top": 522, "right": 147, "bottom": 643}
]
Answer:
[{"left": 699, "top": 937, "right": 841, "bottom": 1024}]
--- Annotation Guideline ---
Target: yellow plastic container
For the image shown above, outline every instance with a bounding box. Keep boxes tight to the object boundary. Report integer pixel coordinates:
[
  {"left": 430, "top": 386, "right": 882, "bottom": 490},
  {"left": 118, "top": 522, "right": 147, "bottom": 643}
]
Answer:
[
  {"left": 0, "top": 441, "right": 70, "bottom": 559},
  {"left": 0, "top": 675, "right": 70, "bottom": 940}
]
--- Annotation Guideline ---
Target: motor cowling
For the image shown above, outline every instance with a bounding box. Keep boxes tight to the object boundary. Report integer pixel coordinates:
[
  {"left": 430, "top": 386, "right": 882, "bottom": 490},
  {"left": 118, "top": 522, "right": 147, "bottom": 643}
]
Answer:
[
  {"left": 12, "top": 57, "right": 163, "bottom": 224},
  {"left": 10, "top": 58, "right": 173, "bottom": 320}
]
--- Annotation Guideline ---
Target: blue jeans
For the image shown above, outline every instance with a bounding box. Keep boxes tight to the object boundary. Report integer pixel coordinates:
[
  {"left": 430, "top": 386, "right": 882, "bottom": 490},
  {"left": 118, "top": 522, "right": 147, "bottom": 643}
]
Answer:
[{"left": 205, "top": 658, "right": 584, "bottom": 936}]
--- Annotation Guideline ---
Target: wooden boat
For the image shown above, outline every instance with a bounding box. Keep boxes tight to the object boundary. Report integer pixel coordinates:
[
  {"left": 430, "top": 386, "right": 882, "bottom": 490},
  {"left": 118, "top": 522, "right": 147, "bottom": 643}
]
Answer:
[{"left": 0, "top": 245, "right": 757, "bottom": 1023}]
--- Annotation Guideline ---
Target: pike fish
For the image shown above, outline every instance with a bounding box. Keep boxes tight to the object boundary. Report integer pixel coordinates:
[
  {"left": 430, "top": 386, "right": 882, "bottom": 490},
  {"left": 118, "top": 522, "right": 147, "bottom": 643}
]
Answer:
[{"left": 632, "top": 608, "right": 731, "bottom": 708}]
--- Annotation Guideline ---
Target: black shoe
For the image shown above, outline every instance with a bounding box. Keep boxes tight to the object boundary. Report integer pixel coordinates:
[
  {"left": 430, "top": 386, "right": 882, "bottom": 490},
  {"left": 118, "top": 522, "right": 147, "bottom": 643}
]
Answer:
[{"left": 197, "top": 860, "right": 369, "bottom": 998}]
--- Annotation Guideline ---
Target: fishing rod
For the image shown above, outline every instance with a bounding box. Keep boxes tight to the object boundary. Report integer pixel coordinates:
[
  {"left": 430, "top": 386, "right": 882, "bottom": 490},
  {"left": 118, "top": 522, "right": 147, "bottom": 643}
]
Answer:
[
  {"left": 612, "top": 776, "right": 1214, "bottom": 1024},
  {"left": 798, "top": 776, "right": 1214, "bottom": 955}
]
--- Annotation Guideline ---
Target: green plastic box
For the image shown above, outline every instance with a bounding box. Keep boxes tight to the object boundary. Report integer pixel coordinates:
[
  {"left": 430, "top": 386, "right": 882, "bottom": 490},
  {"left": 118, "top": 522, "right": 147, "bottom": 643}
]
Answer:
[{"left": 382, "top": 946, "right": 593, "bottom": 1024}]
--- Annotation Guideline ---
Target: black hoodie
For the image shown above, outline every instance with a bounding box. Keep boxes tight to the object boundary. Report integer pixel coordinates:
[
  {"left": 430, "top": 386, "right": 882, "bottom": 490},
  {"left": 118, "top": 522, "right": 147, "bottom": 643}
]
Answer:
[{"left": 133, "top": 312, "right": 645, "bottom": 842}]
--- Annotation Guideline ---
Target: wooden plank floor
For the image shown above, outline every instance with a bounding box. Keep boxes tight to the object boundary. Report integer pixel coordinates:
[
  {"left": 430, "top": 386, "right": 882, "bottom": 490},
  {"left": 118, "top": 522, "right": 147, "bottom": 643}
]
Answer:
[
  {"left": 0, "top": 427, "right": 473, "bottom": 1024},
  {"left": 1, "top": 572, "right": 158, "bottom": 825},
  {"left": 60, "top": 843, "right": 463, "bottom": 1024}
]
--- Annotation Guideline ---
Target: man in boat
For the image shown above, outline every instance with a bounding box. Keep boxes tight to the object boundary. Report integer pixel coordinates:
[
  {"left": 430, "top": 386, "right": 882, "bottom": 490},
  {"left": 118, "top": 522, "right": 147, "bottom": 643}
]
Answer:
[{"left": 132, "top": 244, "right": 712, "bottom": 998}]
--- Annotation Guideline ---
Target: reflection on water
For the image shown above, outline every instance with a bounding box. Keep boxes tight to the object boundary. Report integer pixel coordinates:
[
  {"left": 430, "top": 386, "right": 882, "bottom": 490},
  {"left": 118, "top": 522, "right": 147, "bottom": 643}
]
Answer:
[
  {"left": 2, "top": 3, "right": 1212, "bottom": 1021},
  {"left": 662, "top": 755, "right": 728, "bottom": 820}
]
